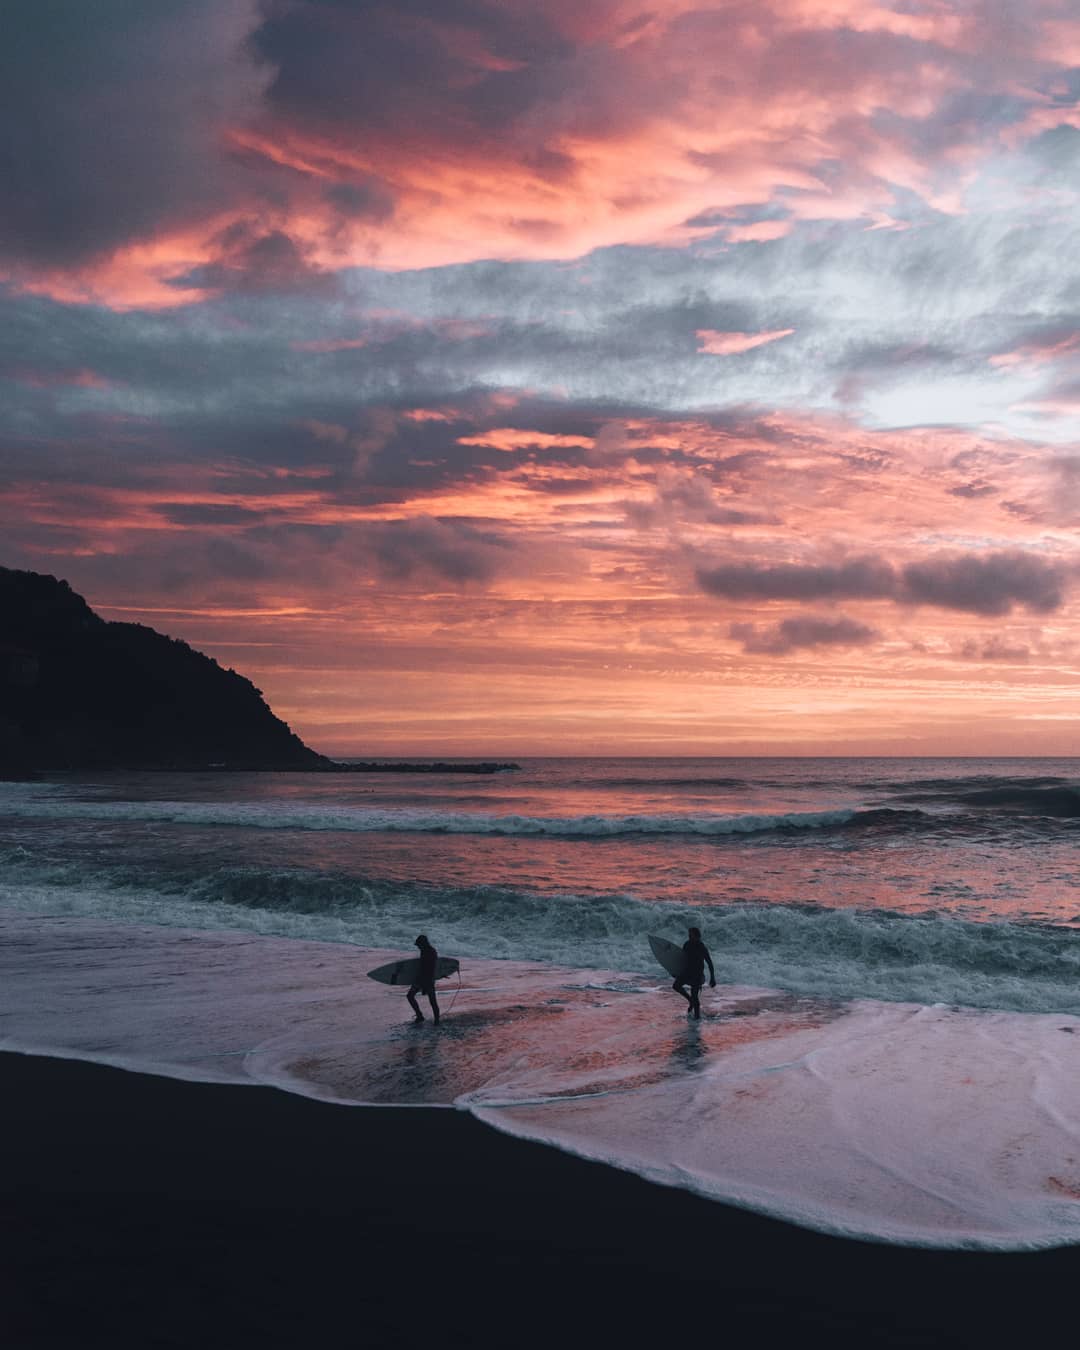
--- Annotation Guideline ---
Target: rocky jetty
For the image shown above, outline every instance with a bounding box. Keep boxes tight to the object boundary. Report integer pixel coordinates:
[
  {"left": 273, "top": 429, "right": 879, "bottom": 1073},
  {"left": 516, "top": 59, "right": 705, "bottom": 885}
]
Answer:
[{"left": 337, "top": 761, "right": 519, "bottom": 774}]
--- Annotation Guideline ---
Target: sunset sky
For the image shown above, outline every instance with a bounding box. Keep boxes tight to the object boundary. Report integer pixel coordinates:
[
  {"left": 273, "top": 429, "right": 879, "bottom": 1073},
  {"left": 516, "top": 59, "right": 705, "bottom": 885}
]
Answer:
[{"left": 3, "top": 0, "right": 1080, "bottom": 755}]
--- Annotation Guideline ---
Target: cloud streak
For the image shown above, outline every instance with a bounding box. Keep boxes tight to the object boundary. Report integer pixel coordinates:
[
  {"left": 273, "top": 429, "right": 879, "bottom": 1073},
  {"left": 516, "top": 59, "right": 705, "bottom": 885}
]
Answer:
[
  {"left": 697, "top": 551, "right": 1070, "bottom": 617},
  {"left": 730, "top": 614, "right": 880, "bottom": 655},
  {"left": 697, "top": 329, "right": 795, "bottom": 355}
]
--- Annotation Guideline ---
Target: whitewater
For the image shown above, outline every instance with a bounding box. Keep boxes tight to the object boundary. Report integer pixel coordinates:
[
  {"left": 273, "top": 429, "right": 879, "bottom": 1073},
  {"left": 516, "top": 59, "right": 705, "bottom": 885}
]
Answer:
[{"left": 3, "top": 757, "right": 1080, "bottom": 1247}]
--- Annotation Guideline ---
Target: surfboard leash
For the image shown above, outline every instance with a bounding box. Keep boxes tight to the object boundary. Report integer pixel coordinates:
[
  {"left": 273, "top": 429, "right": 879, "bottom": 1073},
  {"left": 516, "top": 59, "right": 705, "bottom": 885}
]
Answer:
[{"left": 445, "top": 966, "right": 463, "bottom": 1016}]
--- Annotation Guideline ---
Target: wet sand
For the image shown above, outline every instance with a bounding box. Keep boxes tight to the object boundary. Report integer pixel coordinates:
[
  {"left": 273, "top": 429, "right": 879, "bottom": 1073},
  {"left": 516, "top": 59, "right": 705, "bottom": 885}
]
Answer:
[{"left": 2, "top": 1051, "right": 1076, "bottom": 1348}]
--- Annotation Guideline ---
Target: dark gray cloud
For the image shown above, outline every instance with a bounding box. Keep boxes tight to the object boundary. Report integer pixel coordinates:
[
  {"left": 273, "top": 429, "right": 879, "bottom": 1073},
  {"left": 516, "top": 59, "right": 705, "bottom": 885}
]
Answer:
[
  {"left": 175, "top": 225, "right": 337, "bottom": 296},
  {"left": 698, "top": 557, "right": 896, "bottom": 602},
  {"left": 624, "top": 468, "right": 772, "bottom": 529},
  {"left": 157, "top": 503, "right": 270, "bottom": 527},
  {"left": 372, "top": 517, "right": 513, "bottom": 584},
  {"left": 0, "top": 0, "right": 263, "bottom": 268},
  {"left": 730, "top": 615, "right": 879, "bottom": 655},
  {"left": 698, "top": 551, "right": 1069, "bottom": 616},
  {"left": 901, "top": 550, "right": 1066, "bottom": 616},
  {"left": 957, "top": 637, "right": 1032, "bottom": 662},
  {"left": 0, "top": 505, "right": 519, "bottom": 607},
  {"left": 948, "top": 481, "right": 997, "bottom": 499},
  {"left": 322, "top": 180, "right": 395, "bottom": 221}
]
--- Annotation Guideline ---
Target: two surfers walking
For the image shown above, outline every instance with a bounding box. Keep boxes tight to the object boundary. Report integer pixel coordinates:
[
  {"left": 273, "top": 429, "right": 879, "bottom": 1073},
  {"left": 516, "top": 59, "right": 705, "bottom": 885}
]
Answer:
[{"left": 374, "top": 925, "right": 717, "bottom": 1025}]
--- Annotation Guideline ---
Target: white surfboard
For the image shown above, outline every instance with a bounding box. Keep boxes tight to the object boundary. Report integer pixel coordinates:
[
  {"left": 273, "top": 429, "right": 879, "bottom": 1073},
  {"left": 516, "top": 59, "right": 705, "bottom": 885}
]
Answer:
[
  {"left": 366, "top": 955, "right": 460, "bottom": 986},
  {"left": 647, "top": 934, "right": 688, "bottom": 980}
]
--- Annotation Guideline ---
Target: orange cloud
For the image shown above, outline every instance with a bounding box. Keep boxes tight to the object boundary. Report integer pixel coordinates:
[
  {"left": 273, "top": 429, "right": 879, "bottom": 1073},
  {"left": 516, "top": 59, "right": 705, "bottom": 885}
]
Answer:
[
  {"left": 12, "top": 397, "right": 1077, "bottom": 752},
  {"left": 11, "top": 220, "right": 226, "bottom": 310},
  {"left": 457, "top": 429, "right": 594, "bottom": 452}
]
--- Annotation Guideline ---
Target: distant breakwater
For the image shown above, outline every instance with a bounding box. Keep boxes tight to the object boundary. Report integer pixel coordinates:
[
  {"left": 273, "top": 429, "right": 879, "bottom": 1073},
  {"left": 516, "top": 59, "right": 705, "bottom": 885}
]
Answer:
[{"left": 331, "top": 761, "right": 520, "bottom": 774}]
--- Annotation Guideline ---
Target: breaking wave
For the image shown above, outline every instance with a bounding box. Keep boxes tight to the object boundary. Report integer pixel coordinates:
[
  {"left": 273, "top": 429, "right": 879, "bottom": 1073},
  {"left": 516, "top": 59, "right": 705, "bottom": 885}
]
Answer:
[{"left": 3, "top": 849, "right": 1080, "bottom": 1015}]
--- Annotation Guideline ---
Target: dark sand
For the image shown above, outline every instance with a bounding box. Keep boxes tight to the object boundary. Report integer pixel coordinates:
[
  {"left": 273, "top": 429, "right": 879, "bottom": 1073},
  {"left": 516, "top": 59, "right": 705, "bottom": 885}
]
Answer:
[{"left": 2, "top": 1052, "right": 1076, "bottom": 1348}]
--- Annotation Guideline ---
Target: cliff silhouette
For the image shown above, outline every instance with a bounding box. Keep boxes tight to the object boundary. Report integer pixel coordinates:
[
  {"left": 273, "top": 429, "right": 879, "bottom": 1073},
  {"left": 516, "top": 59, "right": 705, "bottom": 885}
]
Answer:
[{"left": 0, "top": 568, "right": 329, "bottom": 772}]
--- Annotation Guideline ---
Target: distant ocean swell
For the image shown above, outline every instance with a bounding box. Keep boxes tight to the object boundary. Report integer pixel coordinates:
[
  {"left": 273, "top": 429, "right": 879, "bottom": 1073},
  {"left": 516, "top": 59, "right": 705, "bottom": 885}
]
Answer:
[
  {"left": 3, "top": 852, "right": 1080, "bottom": 1015},
  {"left": 571, "top": 772, "right": 1079, "bottom": 798},
  {"left": 0, "top": 796, "right": 859, "bottom": 835},
  {"left": 3, "top": 793, "right": 1078, "bottom": 835},
  {"left": 898, "top": 783, "right": 1080, "bottom": 817}
]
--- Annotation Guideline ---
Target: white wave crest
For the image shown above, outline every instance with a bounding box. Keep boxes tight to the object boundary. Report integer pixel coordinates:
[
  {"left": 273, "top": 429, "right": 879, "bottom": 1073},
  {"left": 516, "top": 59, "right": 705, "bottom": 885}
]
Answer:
[
  {"left": 2, "top": 860, "right": 1080, "bottom": 1015},
  {"left": 0, "top": 796, "right": 855, "bottom": 836}
]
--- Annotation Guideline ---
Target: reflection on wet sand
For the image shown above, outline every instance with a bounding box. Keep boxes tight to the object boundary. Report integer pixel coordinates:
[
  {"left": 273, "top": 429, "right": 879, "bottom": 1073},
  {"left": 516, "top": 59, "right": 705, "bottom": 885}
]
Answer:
[
  {"left": 279, "top": 974, "right": 848, "bottom": 1109},
  {"left": 670, "top": 1019, "right": 708, "bottom": 1075}
]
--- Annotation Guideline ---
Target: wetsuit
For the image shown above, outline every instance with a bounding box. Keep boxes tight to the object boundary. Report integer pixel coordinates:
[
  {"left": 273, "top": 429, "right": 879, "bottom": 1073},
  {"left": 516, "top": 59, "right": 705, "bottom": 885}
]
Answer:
[
  {"left": 407, "top": 942, "right": 440, "bottom": 1023},
  {"left": 674, "top": 937, "right": 715, "bottom": 1019}
]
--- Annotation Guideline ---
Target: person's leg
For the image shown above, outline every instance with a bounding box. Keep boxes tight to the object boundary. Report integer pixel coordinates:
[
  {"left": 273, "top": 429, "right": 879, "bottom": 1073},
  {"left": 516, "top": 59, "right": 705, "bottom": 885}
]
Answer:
[
  {"left": 407, "top": 985, "right": 424, "bottom": 1021},
  {"left": 672, "top": 979, "right": 691, "bottom": 1006},
  {"left": 689, "top": 983, "right": 701, "bottom": 1019},
  {"left": 428, "top": 988, "right": 440, "bottom": 1024}
]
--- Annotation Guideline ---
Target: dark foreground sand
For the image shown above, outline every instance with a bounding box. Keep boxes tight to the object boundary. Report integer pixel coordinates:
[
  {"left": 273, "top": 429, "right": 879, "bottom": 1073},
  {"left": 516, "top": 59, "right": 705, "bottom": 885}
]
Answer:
[{"left": 2, "top": 1051, "right": 1076, "bottom": 1348}]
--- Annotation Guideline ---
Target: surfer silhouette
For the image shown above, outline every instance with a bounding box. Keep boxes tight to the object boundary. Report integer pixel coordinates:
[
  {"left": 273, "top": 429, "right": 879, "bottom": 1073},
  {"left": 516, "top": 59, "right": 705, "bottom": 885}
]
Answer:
[
  {"left": 674, "top": 926, "right": 715, "bottom": 1020},
  {"left": 407, "top": 934, "right": 441, "bottom": 1025}
]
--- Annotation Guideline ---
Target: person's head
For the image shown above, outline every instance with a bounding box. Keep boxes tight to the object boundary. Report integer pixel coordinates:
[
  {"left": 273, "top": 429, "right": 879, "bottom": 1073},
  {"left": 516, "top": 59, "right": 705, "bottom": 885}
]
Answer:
[
  {"left": 415, "top": 934, "right": 429, "bottom": 949},
  {"left": 688, "top": 926, "right": 701, "bottom": 941}
]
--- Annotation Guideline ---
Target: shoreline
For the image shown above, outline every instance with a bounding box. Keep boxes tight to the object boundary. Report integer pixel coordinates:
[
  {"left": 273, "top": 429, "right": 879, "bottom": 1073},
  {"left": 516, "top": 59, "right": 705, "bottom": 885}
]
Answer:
[{"left": 4, "top": 1051, "right": 1078, "bottom": 1347}]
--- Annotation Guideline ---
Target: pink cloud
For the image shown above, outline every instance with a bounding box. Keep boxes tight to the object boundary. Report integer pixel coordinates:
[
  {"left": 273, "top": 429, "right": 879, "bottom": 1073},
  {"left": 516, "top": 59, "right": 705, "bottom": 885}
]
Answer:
[
  {"left": 1012, "top": 396, "right": 1080, "bottom": 416},
  {"left": 990, "top": 333, "right": 1080, "bottom": 368},
  {"left": 404, "top": 409, "right": 455, "bottom": 423},
  {"left": 696, "top": 328, "right": 795, "bottom": 355},
  {"left": 10, "top": 398, "right": 1079, "bottom": 753},
  {"left": 7, "top": 0, "right": 1077, "bottom": 307},
  {"left": 291, "top": 337, "right": 371, "bottom": 353}
]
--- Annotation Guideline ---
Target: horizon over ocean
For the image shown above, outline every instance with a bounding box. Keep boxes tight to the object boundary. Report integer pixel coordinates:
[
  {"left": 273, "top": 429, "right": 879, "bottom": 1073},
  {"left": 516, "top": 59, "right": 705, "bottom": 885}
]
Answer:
[{"left": 4, "top": 753, "right": 1080, "bottom": 1249}]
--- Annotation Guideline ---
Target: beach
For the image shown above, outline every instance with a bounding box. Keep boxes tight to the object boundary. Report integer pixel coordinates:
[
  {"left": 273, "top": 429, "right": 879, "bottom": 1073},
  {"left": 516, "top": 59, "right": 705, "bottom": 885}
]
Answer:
[
  {"left": 4, "top": 761, "right": 1080, "bottom": 1343},
  {"left": 7, "top": 1049, "right": 1078, "bottom": 1350}
]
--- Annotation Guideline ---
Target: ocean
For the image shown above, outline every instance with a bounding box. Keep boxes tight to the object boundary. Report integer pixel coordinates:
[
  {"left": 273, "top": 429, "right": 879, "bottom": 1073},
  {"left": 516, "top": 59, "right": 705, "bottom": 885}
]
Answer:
[{"left": 3, "top": 757, "right": 1080, "bottom": 1248}]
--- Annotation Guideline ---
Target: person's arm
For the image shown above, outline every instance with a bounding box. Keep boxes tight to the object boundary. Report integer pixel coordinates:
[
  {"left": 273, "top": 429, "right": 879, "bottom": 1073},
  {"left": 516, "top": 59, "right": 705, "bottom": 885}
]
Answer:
[{"left": 704, "top": 945, "right": 716, "bottom": 987}]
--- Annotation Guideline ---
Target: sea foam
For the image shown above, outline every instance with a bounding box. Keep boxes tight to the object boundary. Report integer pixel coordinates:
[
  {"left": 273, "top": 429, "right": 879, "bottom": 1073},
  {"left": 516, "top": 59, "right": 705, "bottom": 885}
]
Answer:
[
  {"left": 4, "top": 913, "right": 1080, "bottom": 1251},
  {"left": 2, "top": 859, "right": 1080, "bottom": 1015}
]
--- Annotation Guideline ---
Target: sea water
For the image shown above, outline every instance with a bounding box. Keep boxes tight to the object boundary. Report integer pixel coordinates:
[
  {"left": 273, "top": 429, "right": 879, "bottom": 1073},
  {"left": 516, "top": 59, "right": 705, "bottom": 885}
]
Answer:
[{"left": 2, "top": 757, "right": 1080, "bottom": 1247}]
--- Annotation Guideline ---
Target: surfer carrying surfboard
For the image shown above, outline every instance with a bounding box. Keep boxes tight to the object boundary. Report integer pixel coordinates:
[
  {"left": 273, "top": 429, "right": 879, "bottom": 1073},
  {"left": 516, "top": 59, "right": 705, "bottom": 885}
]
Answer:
[
  {"left": 674, "top": 927, "right": 715, "bottom": 1020},
  {"left": 407, "top": 934, "right": 441, "bottom": 1025}
]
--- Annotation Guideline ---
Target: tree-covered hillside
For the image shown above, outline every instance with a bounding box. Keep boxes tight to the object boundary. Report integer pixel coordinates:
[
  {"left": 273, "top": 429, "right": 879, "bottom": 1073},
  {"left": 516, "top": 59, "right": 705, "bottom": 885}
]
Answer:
[{"left": 0, "top": 568, "right": 329, "bottom": 772}]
